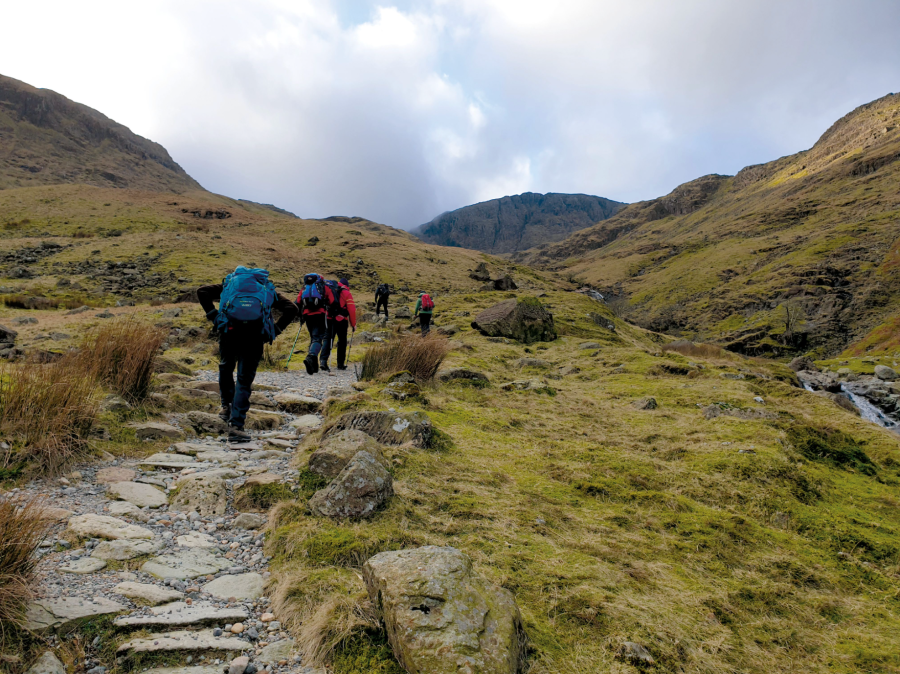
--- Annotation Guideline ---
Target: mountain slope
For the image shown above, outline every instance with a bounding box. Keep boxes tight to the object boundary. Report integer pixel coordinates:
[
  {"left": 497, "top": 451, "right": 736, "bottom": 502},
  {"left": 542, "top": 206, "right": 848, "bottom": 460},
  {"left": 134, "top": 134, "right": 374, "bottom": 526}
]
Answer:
[
  {"left": 517, "top": 93, "right": 900, "bottom": 357},
  {"left": 414, "top": 192, "right": 625, "bottom": 254},
  {"left": 0, "top": 73, "right": 202, "bottom": 192}
]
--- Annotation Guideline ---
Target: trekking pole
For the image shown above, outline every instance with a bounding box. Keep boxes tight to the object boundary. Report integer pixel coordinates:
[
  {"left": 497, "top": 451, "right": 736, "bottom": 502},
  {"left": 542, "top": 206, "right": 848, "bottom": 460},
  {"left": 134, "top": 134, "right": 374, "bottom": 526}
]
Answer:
[{"left": 284, "top": 320, "right": 304, "bottom": 370}]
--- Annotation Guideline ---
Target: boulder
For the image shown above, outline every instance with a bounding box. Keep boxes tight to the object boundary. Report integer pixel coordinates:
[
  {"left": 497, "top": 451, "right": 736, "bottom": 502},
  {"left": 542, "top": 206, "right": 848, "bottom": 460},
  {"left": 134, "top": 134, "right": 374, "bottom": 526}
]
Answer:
[
  {"left": 470, "top": 262, "right": 492, "bottom": 282},
  {"left": 67, "top": 514, "right": 154, "bottom": 540},
  {"left": 797, "top": 370, "right": 841, "bottom": 393},
  {"left": 631, "top": 397, "right": 658, "bottom": 410},
  {"left": 471, "top": 297, "right": 557, "bottom": 344},
  {"left": 788, "top": 356, "right": 818, "bottom": 373},
  {"left": 437, "top": 368, "right": 489, "bottom": 384},
  {"left": 107, "top": 482, "right": 167, "bottom": 508},
  {"left": 436, "top": 324, "right": 459, "bottom": 336},
  {"left": 169, "top": 473, "right": 227, "bottom": 516},
  {"left": 101, "top": 394, "right": 131, "bottom": 412},
  {"left": 129, "top": 422, "right": 184, "bottom": 441},
  {"left": 96, "top": 467, "right": 136, "bottom": 484},
  {"left": 273, "top": 392, "right": 321, "bottom": 414},
  {"left": 0, "top": 324, "right": 18, "bottom": 345},
  {"left": 186, "top": 411, "right": 228, "bottom": 435},
  {"left": 257, "top": 639, "right": 294, "bottom": 664},
  {"left": 491, "top": 274, "right": 518, "bottom": 291},
  {"left": 363, "top": 546, "right": 525, "bottom": 674},
  {"left": 394, "top": 306, "right": 412, "bottom": 319},
  {"left": 383, "top": 381, "right": 422, "bottom": 401},
  {"left": 25, "top": 652, "right": 65, "bottom": 674},
  {"left": 231, "top": 513, "right": 267, "bottom": 530},
  {"left": 875, "top": 365, "right": 899, "bottom": 381},
  {"left": 309, "top": 430, "right": 389, "bottom": 479},
  {"left": 308, "top": 451, "right": 393, "bottom": 520},
  {"left": 323, "top": 410, "right": 433, "bottom": 447},
  {"left": 245, "top": 409, "right": 283, "bottom": 430}
]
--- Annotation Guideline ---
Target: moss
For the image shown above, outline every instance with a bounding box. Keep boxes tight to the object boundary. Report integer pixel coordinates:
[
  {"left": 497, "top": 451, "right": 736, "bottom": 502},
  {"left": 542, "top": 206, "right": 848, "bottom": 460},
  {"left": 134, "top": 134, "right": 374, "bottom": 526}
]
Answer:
[
  {"left": 786, "top": 425, "right": 876, "bottom": 475},
  {"left": 234, "top": 482, "right": 295, "bottom": 511},
  {"left": 426, "top": 427, "right": 454, "bottom": 453},
  {"left": 332, "top": 631, "right": 404, "bottom": 674},
  {"left": 295, "top": 469, "right": 329, "bottom": 500}
]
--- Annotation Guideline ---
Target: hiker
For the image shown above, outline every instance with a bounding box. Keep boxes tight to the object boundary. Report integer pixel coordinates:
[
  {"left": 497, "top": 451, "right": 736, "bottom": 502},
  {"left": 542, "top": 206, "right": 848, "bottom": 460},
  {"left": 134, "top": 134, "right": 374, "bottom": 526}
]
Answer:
[
  {"left": 198, "top": 266, "right": 298, "bottom": 441},
  {"left": 374, "top": 282, "right": 391, "bottom": 319},
  {"left": 296, "top": 272, "right": 334, "bottom": 375},
  {"left": 320, "top": 277, "right": 357, "bottom": 371},
  {"left": 414, "top": 291, "right": 434, "bottom": 335}
]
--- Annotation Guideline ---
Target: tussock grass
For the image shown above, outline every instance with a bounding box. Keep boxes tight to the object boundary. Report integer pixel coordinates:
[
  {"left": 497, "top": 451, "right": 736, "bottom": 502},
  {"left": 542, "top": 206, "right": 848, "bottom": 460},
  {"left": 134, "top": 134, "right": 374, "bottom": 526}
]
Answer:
[
  {"left": 662, "top": 339, "right": 727, "bottom": 360},
  {"left": 0, "top": 360, "right": 98, "bottom": 473},
  {"left": 360, "top": 334, "right": 450, "bottom": 382},
  {"left": 74, "top": 317, "right": 165, "bottom": 401},
  {"left": 0, "top": 497, "right": 52, "bottom": 629}
]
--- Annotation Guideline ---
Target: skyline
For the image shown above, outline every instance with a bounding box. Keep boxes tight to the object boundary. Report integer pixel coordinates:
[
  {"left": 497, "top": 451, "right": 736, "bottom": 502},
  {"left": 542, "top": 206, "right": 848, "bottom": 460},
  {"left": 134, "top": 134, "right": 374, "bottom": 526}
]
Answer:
[{"left": 3, "top": 0, "right": 899, "bottom": 228}]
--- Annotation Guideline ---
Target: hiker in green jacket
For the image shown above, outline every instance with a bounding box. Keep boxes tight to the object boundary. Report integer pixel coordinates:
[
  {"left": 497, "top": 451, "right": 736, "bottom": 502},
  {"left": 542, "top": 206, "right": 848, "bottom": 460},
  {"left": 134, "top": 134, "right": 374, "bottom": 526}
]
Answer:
[{"left": 414, "top": 292, "right": 434, "bottom": 335}]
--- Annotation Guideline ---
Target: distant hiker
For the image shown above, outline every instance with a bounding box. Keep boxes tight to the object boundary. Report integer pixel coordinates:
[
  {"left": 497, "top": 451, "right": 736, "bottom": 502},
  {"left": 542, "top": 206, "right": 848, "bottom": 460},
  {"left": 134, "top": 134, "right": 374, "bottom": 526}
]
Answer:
[
  {"left": 297, "top": 272, "right": 334, "bottom": 375},
  {"left": 320, "top": 277, "right": 357, "bottom": 371},
  {"left": 375, "top": 283, "right": 391, "bottom": 319},
  {"left": 198, "top": 266, "right": 298, "bottom": 441},
  {"left": 414, "top": 291, "right": 434, "bottom": 336}
]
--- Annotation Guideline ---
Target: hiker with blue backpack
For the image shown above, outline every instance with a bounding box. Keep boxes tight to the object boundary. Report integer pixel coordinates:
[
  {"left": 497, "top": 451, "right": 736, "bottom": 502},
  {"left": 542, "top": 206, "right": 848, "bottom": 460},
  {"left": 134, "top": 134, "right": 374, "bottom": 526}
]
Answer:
[
  {"left": 198, "top": 266, "right": 298, "bottom": 441},
  {"left": 296, "top": 273, "right": 335, "bottom": 375}
]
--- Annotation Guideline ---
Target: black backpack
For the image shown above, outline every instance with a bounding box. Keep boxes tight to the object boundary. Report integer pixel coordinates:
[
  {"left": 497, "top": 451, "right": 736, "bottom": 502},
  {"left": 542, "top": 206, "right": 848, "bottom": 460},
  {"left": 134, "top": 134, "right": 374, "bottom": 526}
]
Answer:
[
  {"left": 377, "top": 283, "right": 391, "bottom": 297},
  {"left": 324, "top": 280, "right": 347, "bottom": 317}
]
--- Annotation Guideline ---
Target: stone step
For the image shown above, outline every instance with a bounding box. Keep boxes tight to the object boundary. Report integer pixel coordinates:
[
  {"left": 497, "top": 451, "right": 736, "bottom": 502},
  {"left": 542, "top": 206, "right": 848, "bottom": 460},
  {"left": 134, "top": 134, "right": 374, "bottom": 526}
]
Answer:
[
  {"left": 141, "top": 548, "right": 233, "bottom": 579},
  {"left": 67, "top": 514, "right": 154, "bottom": 540},
  {"left": 114, "top": 602, "right": 248, "bottom": 628},
  {"left": 25, "top": 597, "right": 127, "bottom": 633},
  {"left": 117, "top": 629, "right": 248, "bottom": 655},
  {"left": 142, "top": 667, "right": 221, "bottom": 674}
]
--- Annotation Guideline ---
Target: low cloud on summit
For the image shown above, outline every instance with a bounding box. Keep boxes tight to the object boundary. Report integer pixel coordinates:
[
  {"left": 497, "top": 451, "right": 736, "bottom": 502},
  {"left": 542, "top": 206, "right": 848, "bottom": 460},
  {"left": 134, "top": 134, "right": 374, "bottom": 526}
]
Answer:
[{"left": 3, "top": 0, "right": 899, "bottom": 228}]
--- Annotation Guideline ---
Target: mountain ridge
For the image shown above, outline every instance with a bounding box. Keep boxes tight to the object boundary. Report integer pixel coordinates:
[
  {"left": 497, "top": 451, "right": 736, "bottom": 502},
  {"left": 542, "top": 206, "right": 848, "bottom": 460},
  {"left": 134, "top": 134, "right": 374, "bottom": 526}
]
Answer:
[
  {"left": 0, "top": 73, "right": 202, "bottom": 193},
  {"left": 414, "top": 191, "right": 625, "bottom": 254}
]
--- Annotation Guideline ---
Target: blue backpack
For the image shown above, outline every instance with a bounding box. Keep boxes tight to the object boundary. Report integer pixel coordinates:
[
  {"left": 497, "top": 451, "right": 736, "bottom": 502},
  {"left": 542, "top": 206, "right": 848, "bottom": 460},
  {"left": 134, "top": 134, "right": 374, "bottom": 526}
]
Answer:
[
  {"left": 300, "top": 273, "right": 326, "bottom": 311},
  {"left": 216, "top": 266, "right": 277, "bottom": 342}
]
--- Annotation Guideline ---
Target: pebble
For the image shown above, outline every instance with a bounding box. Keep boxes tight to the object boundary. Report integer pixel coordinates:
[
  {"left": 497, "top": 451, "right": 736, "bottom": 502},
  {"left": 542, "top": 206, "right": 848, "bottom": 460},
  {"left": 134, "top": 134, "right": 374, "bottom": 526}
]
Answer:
[{"left": 231, "top": 622, "right": 245, "bottom": 634}]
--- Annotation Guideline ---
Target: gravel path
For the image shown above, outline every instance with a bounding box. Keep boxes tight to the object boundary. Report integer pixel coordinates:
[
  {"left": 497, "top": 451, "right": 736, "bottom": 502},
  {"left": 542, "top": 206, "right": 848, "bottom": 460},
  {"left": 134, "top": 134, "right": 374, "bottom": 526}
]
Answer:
[{"left": 10, "top": 366, "right": 357, "bottom": 674}]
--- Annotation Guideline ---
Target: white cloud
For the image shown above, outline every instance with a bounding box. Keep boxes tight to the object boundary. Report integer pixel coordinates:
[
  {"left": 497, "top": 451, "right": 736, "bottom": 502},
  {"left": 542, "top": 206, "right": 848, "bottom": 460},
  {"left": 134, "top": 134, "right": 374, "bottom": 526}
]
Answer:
[{"left": 1, "top": 0, "right": 898, "bottom": 227}]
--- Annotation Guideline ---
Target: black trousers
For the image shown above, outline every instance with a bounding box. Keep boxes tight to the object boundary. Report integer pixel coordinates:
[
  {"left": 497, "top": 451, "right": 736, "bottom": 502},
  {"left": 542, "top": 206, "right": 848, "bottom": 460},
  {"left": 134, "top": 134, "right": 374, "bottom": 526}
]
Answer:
[
  {"left": 321, "top": 319, "right": 349, "bottom": 367},
  {"left": 375, "top": 297, "right": 389, "bottom": 317},
  {"left": 218, "top": 328, "right": 264, "bottom": 429},
  {"left": 420, "top": 313, "right": 431, "bottom": 335}
]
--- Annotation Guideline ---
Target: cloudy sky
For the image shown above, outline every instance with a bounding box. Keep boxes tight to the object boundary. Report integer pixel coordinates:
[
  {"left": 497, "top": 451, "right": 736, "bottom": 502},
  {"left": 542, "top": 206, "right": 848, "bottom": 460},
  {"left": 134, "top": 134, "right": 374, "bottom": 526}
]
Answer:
[{"left": 3, "top": 0, "right": 899, "bottom": 228}]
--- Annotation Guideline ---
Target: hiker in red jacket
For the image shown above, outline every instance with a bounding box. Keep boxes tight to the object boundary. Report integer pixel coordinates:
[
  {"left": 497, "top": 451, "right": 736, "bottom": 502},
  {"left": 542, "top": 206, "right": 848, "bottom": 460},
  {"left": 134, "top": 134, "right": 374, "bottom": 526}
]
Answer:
[{"left": 320, "top": 277, "right": 357, "bottom": 371}]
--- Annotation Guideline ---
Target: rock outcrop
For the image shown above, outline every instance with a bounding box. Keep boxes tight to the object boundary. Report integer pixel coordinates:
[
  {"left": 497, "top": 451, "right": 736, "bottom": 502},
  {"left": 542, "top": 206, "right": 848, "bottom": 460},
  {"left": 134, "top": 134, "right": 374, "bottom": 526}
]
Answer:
[
  {"left": 322, "top": 410, "right": 433, "bottom": 447},
  {"left": 472, "top": 298, "right": 557, "bottom": 344},
  {"left": 308, "top": 451, "right": 393, "bottom": 520},
  {"left": 308, "top": 429, "right": 389, "bottom": 480},
  {"left": 363, "top": 546, "right": 526, "bottom": 674}
]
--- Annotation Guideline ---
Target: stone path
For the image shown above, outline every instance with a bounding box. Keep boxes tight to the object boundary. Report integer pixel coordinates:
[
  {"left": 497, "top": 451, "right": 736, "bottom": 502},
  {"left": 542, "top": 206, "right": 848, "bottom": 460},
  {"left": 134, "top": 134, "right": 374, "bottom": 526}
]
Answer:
[{"left": 11, "top": 366, "right": 356, "bottom": 674}]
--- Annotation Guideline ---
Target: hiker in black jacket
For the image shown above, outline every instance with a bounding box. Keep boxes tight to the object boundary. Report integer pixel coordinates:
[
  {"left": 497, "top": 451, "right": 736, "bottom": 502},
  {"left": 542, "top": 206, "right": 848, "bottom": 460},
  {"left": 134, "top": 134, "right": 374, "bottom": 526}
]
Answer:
[
  {"left": 374, "top": 283, "right": 390, "bottom": 319},
  {"left": 198, "top": 274, "right": 298, "bottom": 441}
]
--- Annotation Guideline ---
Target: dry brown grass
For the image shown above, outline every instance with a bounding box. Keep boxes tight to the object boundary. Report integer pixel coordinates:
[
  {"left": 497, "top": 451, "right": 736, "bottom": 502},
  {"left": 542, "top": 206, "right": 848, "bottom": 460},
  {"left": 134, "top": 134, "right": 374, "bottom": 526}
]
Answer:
[
  {"left": 0, "top": 497, "right": 52, "bottom": 630},
  {"left": 359, "top": 334, "right": 451, "bottom": 381},
  {"left": 74, "top": 317, "right": 166, "bottom": 401},
  {"left": 662, "top": 339, "right": 727, "bottom": 359},
  {"left": 0, "top": 360, "right": 98, "bottom": 473}
]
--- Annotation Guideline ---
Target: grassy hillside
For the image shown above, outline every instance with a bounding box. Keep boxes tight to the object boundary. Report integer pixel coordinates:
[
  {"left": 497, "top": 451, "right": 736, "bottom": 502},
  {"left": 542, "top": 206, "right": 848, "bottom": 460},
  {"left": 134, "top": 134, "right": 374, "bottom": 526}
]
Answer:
[
  {"left": 267, "top": 291, "right": 900, "bottom": 674},
  {"left": 516, "top": 93, "right": 900, "bottom": 358},
  {"left": 0, "top": 184, "right": 550, "bottom": 307},
  {"left": 0, "top": 74, "right": 201, "bottom": 192}
]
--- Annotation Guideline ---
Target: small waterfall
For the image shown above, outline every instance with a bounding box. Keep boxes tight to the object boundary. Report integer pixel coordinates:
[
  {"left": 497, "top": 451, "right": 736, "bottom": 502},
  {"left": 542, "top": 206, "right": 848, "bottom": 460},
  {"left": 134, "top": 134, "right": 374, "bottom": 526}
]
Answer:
[
  {"left": 802, "top": 382, "right": 814, "bottom": 392},
  {"left": 840, "top": 384, "right": 897, "bottom": 429}
]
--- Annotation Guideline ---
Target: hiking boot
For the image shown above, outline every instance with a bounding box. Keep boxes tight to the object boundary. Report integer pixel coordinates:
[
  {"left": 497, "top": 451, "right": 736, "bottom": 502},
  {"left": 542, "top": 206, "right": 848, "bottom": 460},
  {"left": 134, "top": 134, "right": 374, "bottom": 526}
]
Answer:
[
  {"left": 303, "top": 355, "right": 317, "bottom": 375},
  {"left": 218, "top": 404, "right": 231, "bottom": 423},
  {"left": 228, "top": 424, "right": 251, "bottom": 442},
  {"left": 320, "top": 362, "right": 331, "bottom": 372},
  {"left": 337, "top": 365, "right": 347, "bottom": 370}
]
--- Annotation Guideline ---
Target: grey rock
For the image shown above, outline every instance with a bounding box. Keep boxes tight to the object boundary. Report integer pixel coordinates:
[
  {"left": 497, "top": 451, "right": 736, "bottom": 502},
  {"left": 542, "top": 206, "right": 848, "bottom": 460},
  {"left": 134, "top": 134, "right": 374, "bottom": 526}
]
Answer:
[
  {"left": 203, "top": 572, "right": 266, "bottom": 600},
  {"left": 107, "top": 481, "right": 167, "bottom": 508},
  {"left": 322, "top": 410, "right": 432, "bottom": 447},
  {"left": 631, "top": 397, "right": 658, "bottom": 410},
  {"left": 471, "top": 297, "right": 557, "bottom": 344},
  {"left": 141, "top": 668, "right": 221, "bottom": 674},
  {"left": 437, "top": 368, "right": 489, "bottom": 384},
  {"left": 231, "top": 513, "right": 267, "bottom": 530},
  {"left": 875, "top": 364, "right": 898, "bottom": 381},
  {"left": 114, "top": 602, "right": 248, "bottom": 628},
  {"left": 272, "top": 393, "right": 321, "bottom": 414},
  {"left": 101, "top": 394, "right": 132, "bottom": 412},
  {"left": 363, "top": 546, "right": 525, "bottom": 674},
  {"left": 129, "top": 422, "right": 184, "bottom": 441},
  {"left": 256, "top": 639, "right": 294, "bottom": 663},
  {"left": 116, "top": 629, "right": 247, "bottom": 654},
  {"left": 309, "top": 429, "right": 389, "bottom": 480},
  {"left": 169, "top": 472, "right": 227, "bottom": 517},
  {"left": 113, "top": 582, "right": 184, "bottom": 605},
  {"left": 25, "top": 597, "right": 127, "bottom": 633},
  {"left": 309, "top": 451, "right": 393, "bottom": 520},
  {"left": 141, "top": 548, "right": 232, "bottom": 579},
  {"left": 25, "top": 652, "right": 65, "bottom": 674},
  {"left": 92, "top": 539, "right": 164, "bottom": 562},
  {"left": 228, "top": 656, "right": 249, "bottom": 674},
  {"left": 186, "top": 411, "right": 228, "bottom": 435},
  {"left": 59, "top": 558, "right": 107, "bottom": 574},
  {"left": 288, "top": 414, "right": 322, "bottom": 430},
  {"left": 67, "top": 514, "right": 154, "bottom": 540},
  {"left": 106, "top": 501, "right": 150, "bottom": 522}
]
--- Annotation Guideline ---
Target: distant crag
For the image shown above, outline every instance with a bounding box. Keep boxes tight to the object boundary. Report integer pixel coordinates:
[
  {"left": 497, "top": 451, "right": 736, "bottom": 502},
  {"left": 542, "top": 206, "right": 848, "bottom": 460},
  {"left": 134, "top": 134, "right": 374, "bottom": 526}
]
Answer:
[
  {"left": 0, "top": 73, "right": 202, "bottom": 192},
  {"left": 414, "top": 192, "right": 625, "bottom": 255}
]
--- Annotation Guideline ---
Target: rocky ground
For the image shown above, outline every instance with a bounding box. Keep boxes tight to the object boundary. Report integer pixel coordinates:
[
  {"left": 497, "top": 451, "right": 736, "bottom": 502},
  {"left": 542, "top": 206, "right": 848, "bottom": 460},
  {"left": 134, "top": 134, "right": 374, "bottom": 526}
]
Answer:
[{"left": 12, "top": 366, "right": 357, "bottom": 674}]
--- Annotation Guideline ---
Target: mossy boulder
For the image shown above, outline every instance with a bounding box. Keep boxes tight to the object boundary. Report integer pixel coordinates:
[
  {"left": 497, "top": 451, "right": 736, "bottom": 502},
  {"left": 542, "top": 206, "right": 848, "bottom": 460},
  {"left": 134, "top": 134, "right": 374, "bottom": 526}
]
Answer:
[
  {"left": 363, "top": 546, "right": 526, "bottom": 674},
  {"left": 323, "top": 410, "right": 433, "bottom": 447},
  {"left": 309, "top": 429, "right": 389, "bottom": 479},
  {"left": 383, "top": 381, "right": 422, "bottom": 401},
  {"left": 471, "top": 297, "right": 557, "bottom": 344},
  {"left": 308, "top": 451, "right": 393, "bottom": 520}
]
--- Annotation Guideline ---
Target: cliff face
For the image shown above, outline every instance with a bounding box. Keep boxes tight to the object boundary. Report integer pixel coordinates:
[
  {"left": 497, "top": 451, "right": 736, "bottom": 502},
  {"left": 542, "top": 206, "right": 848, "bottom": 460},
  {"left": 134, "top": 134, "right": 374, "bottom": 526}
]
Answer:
[
  {"left": 414, "top": 192, "right": 625, "bottom": 254},
  {"left": 0, "top": 73, "right": 202, "bottom": 192}
]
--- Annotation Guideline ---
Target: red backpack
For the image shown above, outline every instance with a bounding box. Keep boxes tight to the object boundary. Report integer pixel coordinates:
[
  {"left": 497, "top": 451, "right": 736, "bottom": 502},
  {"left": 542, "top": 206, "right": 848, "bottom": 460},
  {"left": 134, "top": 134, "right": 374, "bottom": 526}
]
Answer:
[{"left": 421, "top": 293, "right": 434, "bottom": 310}]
